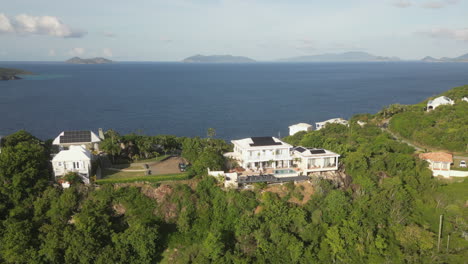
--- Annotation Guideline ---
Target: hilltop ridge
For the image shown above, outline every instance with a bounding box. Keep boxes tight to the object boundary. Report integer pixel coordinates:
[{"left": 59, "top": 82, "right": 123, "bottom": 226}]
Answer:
[
  {"left": 421, "top": 52, "right": 468, "bottom": 62},
  {"left": 66, "top": 57, "right": 113, "bottom": 64},
  {"left": 279, "top": 51, "right": 400, "bottom": 62},
  {"left": 182, "top": 54, "right": 256, "bottom": 63}
]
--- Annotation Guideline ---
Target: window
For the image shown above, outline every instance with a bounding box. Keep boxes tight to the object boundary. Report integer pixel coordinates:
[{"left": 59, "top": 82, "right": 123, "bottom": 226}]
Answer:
[{"left": 58, "top": 162, "right": 62, "bottom": 166}]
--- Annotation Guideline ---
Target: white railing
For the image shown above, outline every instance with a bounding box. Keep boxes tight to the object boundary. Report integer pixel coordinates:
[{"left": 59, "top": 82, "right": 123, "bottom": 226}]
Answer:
[{"left": 243, "top": 154, "right": 292, "bottom": 162}]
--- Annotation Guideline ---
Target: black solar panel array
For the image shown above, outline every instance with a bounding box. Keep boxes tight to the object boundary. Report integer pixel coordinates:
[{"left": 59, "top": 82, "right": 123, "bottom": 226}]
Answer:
[
  {"left": 295, "top": 147, "right": 306, "bottom": 153},
  {"left": 60, "top": 131, "right": 92, "bottom": 143},
  {"left": 310, "top": 149, "right": 326, "bottom": 154},
  {"left": 250, "top": 137, "right": 282, "bottom": 147}
]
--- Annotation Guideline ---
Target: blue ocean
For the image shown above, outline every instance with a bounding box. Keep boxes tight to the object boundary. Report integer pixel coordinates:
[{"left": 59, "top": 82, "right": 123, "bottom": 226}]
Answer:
[{"left": 1, "top": 62, "right": 468, "bottom": 140}]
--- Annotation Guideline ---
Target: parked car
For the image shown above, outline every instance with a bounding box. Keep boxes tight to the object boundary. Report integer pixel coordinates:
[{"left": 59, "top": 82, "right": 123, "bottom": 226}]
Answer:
[
  {"left": 460, "top": 160, "right": 467, "bottom": 168},
  {"left": 179, "top": 163, "right": 187, "bottom": 172}
]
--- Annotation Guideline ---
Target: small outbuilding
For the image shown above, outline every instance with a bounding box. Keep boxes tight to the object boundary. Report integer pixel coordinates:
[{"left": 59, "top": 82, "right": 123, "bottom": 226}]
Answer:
[
  {"left": 288, "top": 123, "right": 313, "bottom": 136},
  {"left": 426, "top": 96, "right": 454, "bottom": 111},
  {"left": 315, "top": 118, "right": 348, "bottom": 130}
]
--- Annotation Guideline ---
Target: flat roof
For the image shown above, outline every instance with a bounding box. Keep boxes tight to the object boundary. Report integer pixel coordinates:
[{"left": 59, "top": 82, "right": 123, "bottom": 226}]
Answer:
[
  {"left": 289, "top": 123, "right": 312, "bottom": 128},
  {"left": 293, "top": 146, "right": 340, "bottom": 157},
  {"left": 232, "top": 137, "right": 292, "bottom": 149}
]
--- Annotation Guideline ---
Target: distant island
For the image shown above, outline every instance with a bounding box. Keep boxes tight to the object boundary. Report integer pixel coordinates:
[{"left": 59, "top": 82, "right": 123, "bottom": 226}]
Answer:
[
  {"left": 66, "top": 57, "right": 113, "bottom": 64},
  {"left": 279, "top": 51, "right": 400, "bottom": 62},
  {"left": 421, "top": 53, "right": 468, "bottom": 63},
  {"left": 0, "top": 67, "right": 32, "bottom": 80},
  {"left": 182, "top": 54, "right": 256, "bottom": 63}
]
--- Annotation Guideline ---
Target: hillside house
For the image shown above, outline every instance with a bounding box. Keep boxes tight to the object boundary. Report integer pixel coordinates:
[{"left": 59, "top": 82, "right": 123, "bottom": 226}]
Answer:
[
  {"left": 223, "top": 136, "right": 341, "bottom": 187},
  {"left": 224, "top": 137, "right": 293, "bottom": 171},
  {"left": 315, "top": 118, "right": 348, "bottom": 130},
  {"left": 289, "top": 123, "right": 313, "bottom": 136},
  {"left": 426, "top": 96, "right": 454, "bottom": 111},
  {"left": 52, "top": 145, "right": 93, "bottom": 184},
  {"left": 419, "top": 152, "right": 452, "bottom": 175},
  {"left": 292, "top": 147, "right": 340, "bottom": 173},
  {"left": 53, "top": 130, "right": 101, "bottom": 150}
]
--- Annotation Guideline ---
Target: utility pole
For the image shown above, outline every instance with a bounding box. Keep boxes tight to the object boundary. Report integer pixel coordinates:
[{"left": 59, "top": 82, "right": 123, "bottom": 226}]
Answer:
[{"left": 438, "top": 214, "right": 443, "bottom": 252}]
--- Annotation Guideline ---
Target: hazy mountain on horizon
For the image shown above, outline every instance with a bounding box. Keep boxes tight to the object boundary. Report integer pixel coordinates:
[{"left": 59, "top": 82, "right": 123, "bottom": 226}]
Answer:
[
  {"left": 66, "top": 57, "right": 113, "bottom": 64},
  {"left": 278, "top": 51, "right": 400, "bottom": 62},
  {"left": 182, "top": 54, "right": 256, "bottom": 63},
  {"left": 421, "top": 53, "right": 468, "bottom": 62}
]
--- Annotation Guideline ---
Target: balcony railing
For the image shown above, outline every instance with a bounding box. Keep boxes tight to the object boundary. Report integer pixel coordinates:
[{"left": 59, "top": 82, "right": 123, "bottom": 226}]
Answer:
[{"left": 243, "top": 154, "right": 292, "bottom": 161}]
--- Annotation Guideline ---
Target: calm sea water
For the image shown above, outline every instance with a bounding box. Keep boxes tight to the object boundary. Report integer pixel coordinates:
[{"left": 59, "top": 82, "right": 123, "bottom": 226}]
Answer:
[{"left": 1, "top": 62, "right": 468, "bottom": 140}]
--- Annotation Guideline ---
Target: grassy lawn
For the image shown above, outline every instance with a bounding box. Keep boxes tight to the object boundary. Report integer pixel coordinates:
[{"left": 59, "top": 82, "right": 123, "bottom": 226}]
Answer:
[
  {"left": 102, "top": 169, "right": 146, "bottom": 179},
  {"left": 97, "top": 171, "right": 189, "bottom": 184}
]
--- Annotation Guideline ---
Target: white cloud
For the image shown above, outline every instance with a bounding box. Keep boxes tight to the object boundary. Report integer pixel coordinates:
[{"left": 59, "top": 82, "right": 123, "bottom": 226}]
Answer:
[
  {"left": 392, "top": 0, "right": 412, "bottom": 8},
  {"left": 417, "top": 27, "right": 468, "bottom": 41},
  {"left": 0, "top": 13, "right": 14, "bottom": 32},
  {"left": 421, "top": 0, "right": 460, "bottom": 9},
  {"left": 48, "top": 49, "right": 56, "bottom": 56},
  {"left": 69, "top": 47, "right": 86, "bottom": 56},
  {"left": 0, "top": 13, "right": 85, "bottom": 38},
  {"left": 102, "top": 48, "right": 113, "bottom": 57}
]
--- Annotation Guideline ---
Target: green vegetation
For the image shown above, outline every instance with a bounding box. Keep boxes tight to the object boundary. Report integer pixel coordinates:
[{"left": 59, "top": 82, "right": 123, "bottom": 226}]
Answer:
[
  {"left": 0, "top": 67, "right": 32, "bottom": 80},
  {"left": 0, "top": 86, "right": 467, "bottom": 263},
  {"left": 96, "top": 173, "right": 189, "bottom": 184},
  {"left": 389, "top": 85, "right": 468, "bottom": 153}
]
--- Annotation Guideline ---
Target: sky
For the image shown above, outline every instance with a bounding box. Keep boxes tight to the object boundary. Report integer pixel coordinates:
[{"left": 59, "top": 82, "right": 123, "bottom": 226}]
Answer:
[{"left": 0, "top": 0, "right": 467, "bottom": 61}]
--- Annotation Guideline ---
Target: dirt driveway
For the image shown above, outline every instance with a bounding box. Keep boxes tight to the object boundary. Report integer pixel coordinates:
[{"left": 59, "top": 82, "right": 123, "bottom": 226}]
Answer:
[{"left": 149, "top": 156, "right": 187, "bottom": 175}]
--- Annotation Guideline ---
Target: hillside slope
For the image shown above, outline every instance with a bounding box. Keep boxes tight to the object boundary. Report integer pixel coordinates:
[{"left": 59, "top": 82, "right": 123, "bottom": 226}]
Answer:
[{"left": 389, "top": 85, "right": 468, "bottom": 153}]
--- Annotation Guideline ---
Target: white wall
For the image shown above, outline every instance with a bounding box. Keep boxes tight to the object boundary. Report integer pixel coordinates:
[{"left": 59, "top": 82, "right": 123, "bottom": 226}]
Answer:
[
  {"left": 432, "top": 169, "right": 468, "bottom": 178},
  {"left": 289, "top": 126, "right": 312, "bottom": 136}
]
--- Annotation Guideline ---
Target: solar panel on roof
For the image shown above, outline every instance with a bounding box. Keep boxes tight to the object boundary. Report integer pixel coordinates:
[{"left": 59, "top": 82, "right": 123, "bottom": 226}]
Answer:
[
  {"left": 295, "top": 147, "right": 306, "bottom": 153},
  {"left": 60, "top": 131, "right": 92, "bottom": 143},
  {"left": 310, "top": 149, "right": 326, "bottom": 154},
  {"left": 249, "top": 137, "right": 282, "bottom": 147}
]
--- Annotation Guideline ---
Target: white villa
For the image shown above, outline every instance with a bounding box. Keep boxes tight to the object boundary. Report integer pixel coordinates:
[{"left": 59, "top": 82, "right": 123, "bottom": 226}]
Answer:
[
  {"left": 52, "top": 145, "right": 93, "bottom": 184},
  {"left": 462, "top": 97, "right": 468, "bottom": 102},
  {"left": 426, "top": 96, "right": 454, "bottom": 111},
  {"left": 292, "top": 147, "right": 340, "bottom": 174},
  {"left": 289, "top": 123, "right": 313, "bottom": 136},
  {"left": 221, "top": 136, "right": 341, "bottom": 187},
  {"left": 53, "top": 130, "right": 101, "bottom": 150},
  {"left": 315, "top": 118, "right": 348, "bottom": 130},
  {"left": 224, "top": 137, "right": 293, "bottom": 171}
]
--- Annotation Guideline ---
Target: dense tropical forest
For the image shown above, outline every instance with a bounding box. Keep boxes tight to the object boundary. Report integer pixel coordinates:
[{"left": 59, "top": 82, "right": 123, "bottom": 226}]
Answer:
[
  {"left": 0, "top": 88, "right": 467, "bottom": 263},
  {"left": 388, "top": 85, "right": 468, "bottom": 153}
]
